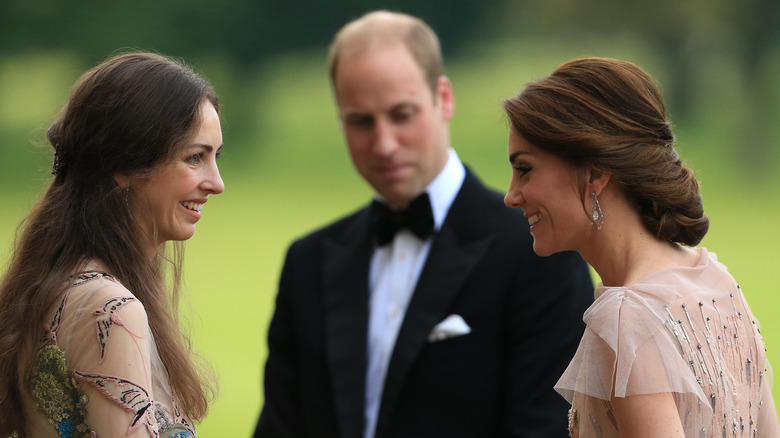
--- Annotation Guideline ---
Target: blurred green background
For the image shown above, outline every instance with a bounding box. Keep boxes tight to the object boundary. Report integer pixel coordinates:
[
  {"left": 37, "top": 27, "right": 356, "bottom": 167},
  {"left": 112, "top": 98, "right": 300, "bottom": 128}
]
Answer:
[{"left": 1, "top": 1, "right": 779, "bottom": 436}]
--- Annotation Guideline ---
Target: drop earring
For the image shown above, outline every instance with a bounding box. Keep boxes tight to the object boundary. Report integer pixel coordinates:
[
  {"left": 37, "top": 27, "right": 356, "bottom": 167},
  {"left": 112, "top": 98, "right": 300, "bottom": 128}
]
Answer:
[
  {"left": 125, "top": 187, "right": 134, "bottom": 221},
  {"left": 591, "top": 192, "right": 604, "bottom": 230}
]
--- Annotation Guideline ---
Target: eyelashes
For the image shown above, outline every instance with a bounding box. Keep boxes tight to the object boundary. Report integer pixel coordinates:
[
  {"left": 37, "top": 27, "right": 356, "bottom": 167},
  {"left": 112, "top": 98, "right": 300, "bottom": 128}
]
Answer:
[
  {"left": 185, "top": 149, "right": 221, "bottom": 164},
  {"left": 513, "top": 165, "right": 531, "bottom": 176}
]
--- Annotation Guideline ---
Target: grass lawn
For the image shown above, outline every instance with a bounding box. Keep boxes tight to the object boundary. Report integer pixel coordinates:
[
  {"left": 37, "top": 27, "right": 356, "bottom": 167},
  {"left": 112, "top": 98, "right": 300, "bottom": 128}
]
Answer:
[{"left": 1, "top": 40, "right": 778, "bottom": 435}]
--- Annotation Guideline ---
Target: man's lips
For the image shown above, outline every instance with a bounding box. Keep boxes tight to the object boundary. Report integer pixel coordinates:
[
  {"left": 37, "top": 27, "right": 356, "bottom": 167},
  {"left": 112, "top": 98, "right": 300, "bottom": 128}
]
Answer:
[{"left": 374, "top": 163, "right": 410, "bottom": 178}]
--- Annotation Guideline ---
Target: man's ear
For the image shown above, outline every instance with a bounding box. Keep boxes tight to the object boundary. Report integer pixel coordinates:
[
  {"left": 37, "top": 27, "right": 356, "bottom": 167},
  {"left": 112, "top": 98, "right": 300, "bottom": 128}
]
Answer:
[
  {"left": 436, "top": 75, "right": 455, "bottom": 121},
  {"left": 113, "top": 173, "right": 130, "bottom": 188}
]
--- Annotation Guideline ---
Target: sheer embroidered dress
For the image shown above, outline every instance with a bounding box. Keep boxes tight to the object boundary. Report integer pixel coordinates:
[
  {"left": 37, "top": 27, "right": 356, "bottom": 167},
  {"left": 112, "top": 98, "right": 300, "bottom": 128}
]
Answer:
[
  {"left": 555, "top": 248, "right": 778, "bottom": 437},
  {"left": 19, "top": 262, "right": 195, "bottom": 438}
]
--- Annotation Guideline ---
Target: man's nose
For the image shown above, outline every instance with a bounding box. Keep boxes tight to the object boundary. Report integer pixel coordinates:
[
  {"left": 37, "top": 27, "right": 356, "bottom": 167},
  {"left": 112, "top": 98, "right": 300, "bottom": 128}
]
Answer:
[{"left": 373, "top": 119, "right": 399, "bottom": 156}]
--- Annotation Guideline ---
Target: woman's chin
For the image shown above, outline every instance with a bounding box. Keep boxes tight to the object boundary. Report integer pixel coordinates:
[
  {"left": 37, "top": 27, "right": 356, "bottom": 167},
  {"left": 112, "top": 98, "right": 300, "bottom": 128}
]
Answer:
[{"left": 531, "top": 239, "right": 558, "bottom": 257}]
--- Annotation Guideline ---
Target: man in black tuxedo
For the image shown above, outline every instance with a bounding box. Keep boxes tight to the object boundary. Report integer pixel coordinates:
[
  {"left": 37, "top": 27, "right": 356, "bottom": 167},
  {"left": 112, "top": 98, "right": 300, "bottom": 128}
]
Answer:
[{"left": 254, "top": 10, "right": 593, "bottom": 438}]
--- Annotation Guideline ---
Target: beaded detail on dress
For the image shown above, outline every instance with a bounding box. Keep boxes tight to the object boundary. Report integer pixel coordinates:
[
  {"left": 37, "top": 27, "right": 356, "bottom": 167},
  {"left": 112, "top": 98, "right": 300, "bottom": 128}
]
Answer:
[
  {"left": 567, "top": 408, "right": 578, "bottom": 437},
  {"left": 554, "top": 249, "right": 772, "bottom": 437},
  {"left": 665, "top": 284, "right": 766, "bottom": 437}
]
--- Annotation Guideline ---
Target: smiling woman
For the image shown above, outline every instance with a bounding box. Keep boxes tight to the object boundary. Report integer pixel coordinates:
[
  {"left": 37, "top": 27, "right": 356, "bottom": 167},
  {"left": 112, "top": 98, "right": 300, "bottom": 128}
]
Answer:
[
  {"left": 502, "top": 56, "right": 779, "bottom": 437},
  {"left": 0, "top": 52, "right": 223, "bottom": 437},
  {"left": 118, "top": 100, "right": 224, "bottom": 248},
  {"left": 504, "top": 128, "right": 587, "bottom": 257}
]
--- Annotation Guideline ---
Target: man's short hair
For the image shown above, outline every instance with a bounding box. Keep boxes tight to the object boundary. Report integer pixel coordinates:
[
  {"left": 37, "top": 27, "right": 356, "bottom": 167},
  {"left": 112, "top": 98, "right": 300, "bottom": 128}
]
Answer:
[{"left": 328, "top": 10, "right": 444, "bottom": 93}]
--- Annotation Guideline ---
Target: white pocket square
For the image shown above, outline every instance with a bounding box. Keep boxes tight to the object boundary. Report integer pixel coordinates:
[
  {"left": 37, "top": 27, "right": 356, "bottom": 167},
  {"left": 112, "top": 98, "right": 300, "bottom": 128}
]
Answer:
[{"left": 428, "top": 314, "right": 471, "bottom": 342}]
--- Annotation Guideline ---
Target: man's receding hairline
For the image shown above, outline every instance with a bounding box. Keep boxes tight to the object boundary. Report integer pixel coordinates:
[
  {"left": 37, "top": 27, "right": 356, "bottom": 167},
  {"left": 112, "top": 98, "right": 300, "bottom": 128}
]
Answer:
[
  {"left": 335, "top": 13, "right": 416, "bottom": 59},
  {"left": 329, "top": 10, "right": 442, "bottom": 95}
]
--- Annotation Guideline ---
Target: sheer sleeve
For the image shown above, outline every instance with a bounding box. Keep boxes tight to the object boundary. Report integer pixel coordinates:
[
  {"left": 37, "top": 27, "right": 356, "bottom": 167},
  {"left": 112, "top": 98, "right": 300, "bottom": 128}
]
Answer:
[
  {"left": 758, "top": 363, "right": 780, "bottom": 437},
  {"left": 57, "top": 280, "right": 159, "bottom": 437},
  {"left": 555, "top": 284, "right": 712, "bottom": 435}
]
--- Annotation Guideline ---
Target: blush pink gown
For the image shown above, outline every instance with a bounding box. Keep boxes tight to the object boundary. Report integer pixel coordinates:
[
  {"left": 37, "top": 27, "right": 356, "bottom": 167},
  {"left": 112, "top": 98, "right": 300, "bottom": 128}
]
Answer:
[{"left": 556, "top": 248, "right": 779, "bottom": 437}]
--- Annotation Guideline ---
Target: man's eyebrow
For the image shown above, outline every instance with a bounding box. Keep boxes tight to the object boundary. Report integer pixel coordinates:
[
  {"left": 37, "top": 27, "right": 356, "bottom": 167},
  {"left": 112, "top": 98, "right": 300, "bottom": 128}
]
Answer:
[
  {"left": 390, "top": 101, "right": 417, "bottom": 110},
  {"left": 343, "top": 112, "right": 374, "bottom": 121}
]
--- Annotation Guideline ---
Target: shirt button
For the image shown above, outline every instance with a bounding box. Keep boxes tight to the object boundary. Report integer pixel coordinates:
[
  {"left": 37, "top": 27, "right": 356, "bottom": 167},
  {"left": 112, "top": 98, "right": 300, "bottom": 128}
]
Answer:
[{"left": 390, "top": 307, "right": 401, "bottom": 318}]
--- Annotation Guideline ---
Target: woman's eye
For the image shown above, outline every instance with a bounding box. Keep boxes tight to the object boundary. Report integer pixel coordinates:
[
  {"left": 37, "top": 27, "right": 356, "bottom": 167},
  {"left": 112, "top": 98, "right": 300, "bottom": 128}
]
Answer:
[
  {"left": 187, "top": 154, "right": 202, "bottom": 164},
  {"left": 514, "top": 165, "right": 531, "bottom": 176}
]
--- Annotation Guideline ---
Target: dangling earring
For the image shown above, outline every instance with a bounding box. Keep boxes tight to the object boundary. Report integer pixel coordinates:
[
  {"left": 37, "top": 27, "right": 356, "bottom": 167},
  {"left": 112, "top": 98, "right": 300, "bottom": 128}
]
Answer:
[
  {"left": 125, "top": 187, "right": 134, "bottom": 221},
  {"left": 591, "top": 192, "right": 604, "bottom": 230}
]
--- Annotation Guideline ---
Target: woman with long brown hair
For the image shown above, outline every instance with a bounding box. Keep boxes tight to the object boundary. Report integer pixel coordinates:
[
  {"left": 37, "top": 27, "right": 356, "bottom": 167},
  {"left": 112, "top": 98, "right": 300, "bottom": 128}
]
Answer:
[
  {"left": 503, "top": 57, "right": 779, "bottom": 437},
  {"left": 0, "top": 51, "right": 224, "bottom": 437}
]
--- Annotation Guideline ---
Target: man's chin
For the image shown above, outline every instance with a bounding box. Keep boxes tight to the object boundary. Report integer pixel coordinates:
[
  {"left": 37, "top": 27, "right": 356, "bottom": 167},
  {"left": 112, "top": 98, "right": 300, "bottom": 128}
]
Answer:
[{"left": 376, "top": 187, "right": 419, "bottom": 210}]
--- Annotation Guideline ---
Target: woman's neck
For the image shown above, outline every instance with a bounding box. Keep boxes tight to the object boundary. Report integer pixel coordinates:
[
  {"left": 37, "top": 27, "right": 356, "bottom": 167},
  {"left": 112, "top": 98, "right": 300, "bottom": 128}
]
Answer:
[
  {"left": 579, "top": 197, "right": 698, "bottom": 287},
  {"left": 586, "top": 231, "right": 683, "bottom": 287}
]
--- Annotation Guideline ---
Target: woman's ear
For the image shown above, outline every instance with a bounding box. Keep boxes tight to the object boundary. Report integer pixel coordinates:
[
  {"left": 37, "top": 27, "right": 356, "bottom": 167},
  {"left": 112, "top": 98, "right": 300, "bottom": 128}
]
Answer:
[
  {"left": 588, "top": 168, "right": 611, "bottom": 195},
  {"left": 113, "top": 173, "right": 130, "bottom": 188}
]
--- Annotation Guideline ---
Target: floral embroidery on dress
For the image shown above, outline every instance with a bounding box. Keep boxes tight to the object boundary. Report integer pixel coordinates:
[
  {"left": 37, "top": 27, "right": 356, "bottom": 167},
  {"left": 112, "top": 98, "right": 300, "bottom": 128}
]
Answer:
[
  {"left": 38, "top": 272, "right": 116, "bottom": 347},
  {"left": 30, "top": 345, "right": 92, "bottom": 438},
  {"left": 39, "top": 293, "right": 68, "bottom": 346},
  {"left": 73, "top": 371, "right": 157, "bottom": 437},
  {"left": 93, "top": 296, "right": 137, "bottom": 362},
  {"left": 28, "top": 270, "right": 195, "bottom": 438},
  {"left": 72, "top": 271, "right": 115, "bottom": 287},
  {"left": 156, "top": 398, "right": 196, "bottom": 437}
]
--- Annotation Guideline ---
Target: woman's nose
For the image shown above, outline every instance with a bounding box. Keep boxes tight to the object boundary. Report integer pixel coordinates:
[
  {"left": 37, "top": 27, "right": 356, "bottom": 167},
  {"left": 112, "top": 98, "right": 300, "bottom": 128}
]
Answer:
[
  {"left": 504, "top": 185, "right": 522, "bottom": 208},
  {"left": 204, "top": 163, "right": 225, "bottom": 194}
]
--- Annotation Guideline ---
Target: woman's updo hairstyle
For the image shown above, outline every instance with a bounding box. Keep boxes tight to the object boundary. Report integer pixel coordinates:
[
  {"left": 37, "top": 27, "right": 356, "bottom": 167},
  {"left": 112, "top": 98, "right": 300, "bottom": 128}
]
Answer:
[{"left": 504, "top": 57, "right": 708, "bottom": 246}]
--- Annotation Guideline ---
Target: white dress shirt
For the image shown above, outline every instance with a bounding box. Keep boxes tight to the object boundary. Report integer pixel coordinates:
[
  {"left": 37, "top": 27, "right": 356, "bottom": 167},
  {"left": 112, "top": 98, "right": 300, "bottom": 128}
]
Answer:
[{"left": 364, "top": 149, "right": 466, "bottom": 438}]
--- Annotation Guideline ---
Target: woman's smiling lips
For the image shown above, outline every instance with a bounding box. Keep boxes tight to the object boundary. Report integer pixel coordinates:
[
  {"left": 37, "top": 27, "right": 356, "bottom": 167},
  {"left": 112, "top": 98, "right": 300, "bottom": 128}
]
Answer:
[
  {"left": 180, "top": 199, "right": 207, "bottom": 219},
  {"left": 527, "top": 213, "right": 542, "bottom": 227}
]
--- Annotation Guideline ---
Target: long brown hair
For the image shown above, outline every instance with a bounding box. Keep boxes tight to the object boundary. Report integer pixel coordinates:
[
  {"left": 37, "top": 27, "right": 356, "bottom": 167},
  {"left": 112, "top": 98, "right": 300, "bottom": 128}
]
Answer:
[
  {"left": 0, "top": 51, "right": 218, "bottom": 435},
  {"left": 504, "top": 57, "right": 709, "bottom": 245}
]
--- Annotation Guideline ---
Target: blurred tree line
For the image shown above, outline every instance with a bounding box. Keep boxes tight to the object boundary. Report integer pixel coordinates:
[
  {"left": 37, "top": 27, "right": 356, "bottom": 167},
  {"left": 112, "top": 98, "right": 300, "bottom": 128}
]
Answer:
[
  {"left": 488, "top": 0, "right": 780, "bottom": 169},
  {"left": 0, "top": 0, "right": 485, "bottom": 65},
  {"left": 1, "top": 0, "right": 778, "bottom": 171}
]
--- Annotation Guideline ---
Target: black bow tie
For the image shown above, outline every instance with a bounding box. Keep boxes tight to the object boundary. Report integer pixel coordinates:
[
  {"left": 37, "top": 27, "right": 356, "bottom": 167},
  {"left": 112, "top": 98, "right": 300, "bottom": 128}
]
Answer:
[{"left": 370, "top": 193, "right": 434, "bottom": 246}]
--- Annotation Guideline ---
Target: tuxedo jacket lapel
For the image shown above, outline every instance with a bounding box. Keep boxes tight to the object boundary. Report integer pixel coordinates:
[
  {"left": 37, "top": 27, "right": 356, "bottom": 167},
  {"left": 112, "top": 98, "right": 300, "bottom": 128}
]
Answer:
[
  {"left": 323, "top": 210, "right": 373, "bottom": 438},
  {"left": 375, "top": 171, "right": 495, "bottom": 438}
]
